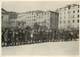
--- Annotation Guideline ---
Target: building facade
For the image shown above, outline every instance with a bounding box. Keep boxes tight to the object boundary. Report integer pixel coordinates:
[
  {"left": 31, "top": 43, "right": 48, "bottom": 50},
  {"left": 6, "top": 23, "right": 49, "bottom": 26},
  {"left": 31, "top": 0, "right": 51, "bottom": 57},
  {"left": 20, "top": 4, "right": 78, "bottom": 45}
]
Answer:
[
  {"left": 2, "top": 8, "right": 17, "bottom": 29},
  {"left": 17, "top": 10, "right": 59, "bottom": 30},
  {"left": 2, "top": 8, "right": 9, "bottom": 29},
  {"left": 56, "top": 4, "right": 80, "bottom": 30},
  {"left": 8, "top": 12, "right": 17, "bottom": 28}
]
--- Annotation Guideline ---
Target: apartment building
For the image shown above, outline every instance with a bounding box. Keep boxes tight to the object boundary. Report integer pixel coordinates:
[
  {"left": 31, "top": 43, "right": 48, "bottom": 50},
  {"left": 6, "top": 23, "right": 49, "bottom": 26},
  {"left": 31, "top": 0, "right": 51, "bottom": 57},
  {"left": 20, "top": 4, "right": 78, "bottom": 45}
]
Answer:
[
  {"left": 56, "top": 4, "right": 80, "bottom": 30},
  {"left": 17, "top": 10, "right": 59, "bottom": 30}
]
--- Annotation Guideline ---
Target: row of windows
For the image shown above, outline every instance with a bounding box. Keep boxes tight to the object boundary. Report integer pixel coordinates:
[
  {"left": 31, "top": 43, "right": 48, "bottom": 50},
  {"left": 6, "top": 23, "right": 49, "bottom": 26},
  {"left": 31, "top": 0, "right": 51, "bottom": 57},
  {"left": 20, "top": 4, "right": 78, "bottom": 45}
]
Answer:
[
  {"left": 61, "top": 5, "right": 79, "bottom": 11},
  {"left": 60, "top": 15, "right": 79, "bottom": 19},
  {"left": 68, "top": 5, "right": 79, "bottom": 10},
  {"left": 19, "top": 13, "right": 50, "bottom": 18},
  {"left": 73, "top": 10, "right": 79, "bottom": 13},
  {"left": 73, "top": 15, "right": 79, "bottom": 18},
  {"left": 60, "top": 20, "right": 79, "bottom": 24},
  {"left": 70, "top": 10, "right": 79, "bottom": 13},
  {"left": 25, "top": 15, "right": 49, "bottom": 18},
  {"left": 60, "top": 9, "right": 79, "bottom": 15},
  {"left": 26, "top": 18, "right": 47, "bottom": 22},
  {"left": 27, "top": 12, "right": 50, "bottom": 16}
]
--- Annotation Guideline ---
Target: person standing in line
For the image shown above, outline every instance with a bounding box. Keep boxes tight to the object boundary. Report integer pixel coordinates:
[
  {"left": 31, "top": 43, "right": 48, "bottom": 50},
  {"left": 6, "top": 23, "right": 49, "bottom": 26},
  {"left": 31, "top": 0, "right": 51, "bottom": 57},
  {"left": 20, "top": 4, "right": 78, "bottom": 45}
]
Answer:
[
  {"left": 27, "top": 30, "right": 31, "bottom": 44},
  {"left": 22, "top": 30, "right": 25, "bottom": 44},
  {"left": 11, "top": 29, "right": 15, "bottom": 46},
  {"left": 18, "top": 29, "right": 23, "bottom": 45},
  {"left": 14, "top": 29, "right": 19, "bottom": 46},
  {"left": 4, "top": 29, "right": 8, "bottom": 46},
  {"left": 30, "top": 31, "right": 34, "bottom": 44},
  {"left": 25, "top": 30, "right": 28, "bottom": 44},
  {"left": 2, "top": 29, "right": 6, "bottom": 47},
  {"left": 7, "top": 29, "right": 13, "bottom": 46}
]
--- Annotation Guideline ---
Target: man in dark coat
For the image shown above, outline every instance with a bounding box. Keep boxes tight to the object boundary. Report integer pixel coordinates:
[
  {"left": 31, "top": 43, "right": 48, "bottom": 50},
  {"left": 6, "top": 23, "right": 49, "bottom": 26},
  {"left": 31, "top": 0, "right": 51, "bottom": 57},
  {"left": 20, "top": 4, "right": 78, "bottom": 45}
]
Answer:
[{"left": 7, "top": 29, "right": 13, "bottom": 46}]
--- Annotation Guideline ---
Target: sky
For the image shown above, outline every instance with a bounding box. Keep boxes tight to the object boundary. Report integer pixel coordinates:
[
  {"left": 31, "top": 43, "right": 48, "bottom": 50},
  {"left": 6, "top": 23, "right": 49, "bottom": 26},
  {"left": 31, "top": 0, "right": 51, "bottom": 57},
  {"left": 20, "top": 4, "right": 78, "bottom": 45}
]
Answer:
[{"left": 2, "top": 1, "right": 79, "bottom": 13}]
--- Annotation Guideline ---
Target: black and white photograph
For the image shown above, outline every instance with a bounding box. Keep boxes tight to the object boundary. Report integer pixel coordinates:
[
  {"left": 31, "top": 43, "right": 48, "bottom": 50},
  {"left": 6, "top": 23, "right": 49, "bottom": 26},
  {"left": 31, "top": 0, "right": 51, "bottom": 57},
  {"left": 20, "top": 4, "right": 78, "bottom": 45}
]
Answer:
[{"left": 1, "top": 1, "right": 79, "bottom": 56}]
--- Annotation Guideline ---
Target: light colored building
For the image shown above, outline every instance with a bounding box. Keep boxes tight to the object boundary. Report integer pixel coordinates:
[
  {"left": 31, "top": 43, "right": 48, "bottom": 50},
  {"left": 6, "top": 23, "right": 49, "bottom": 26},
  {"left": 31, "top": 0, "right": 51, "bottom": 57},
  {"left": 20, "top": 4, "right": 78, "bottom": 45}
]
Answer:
[
  {"left": 56, "top": 4, "right": 80, "bottom": 30},
  {"left": 17, "top": 10, "right": 59, "bottom": 30}
]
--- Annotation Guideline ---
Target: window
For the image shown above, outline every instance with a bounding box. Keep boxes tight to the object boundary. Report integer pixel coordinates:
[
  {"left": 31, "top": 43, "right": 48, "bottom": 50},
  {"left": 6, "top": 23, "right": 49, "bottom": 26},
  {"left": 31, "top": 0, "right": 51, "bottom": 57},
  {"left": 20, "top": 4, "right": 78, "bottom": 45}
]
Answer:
[
  {"left": 2, "top": 16, "right": 3, "bottom": 19},
  {"left": 73, "top": 20, "right": 74, "bottom": 23},
  {"left": 77, "top": 20, "right": 79, "bottom": 23},
  {"left": 78, "top": 15, "right": 79, "bottom": 18},
  {"left": 68, "top": 5, "right": 71, "bottom": 9},
  {"left": 73, "top": 11, "right": 75, "bottom": 13},
  {"left": 78, "top": 10, "right": 79, "bottom": 13}
]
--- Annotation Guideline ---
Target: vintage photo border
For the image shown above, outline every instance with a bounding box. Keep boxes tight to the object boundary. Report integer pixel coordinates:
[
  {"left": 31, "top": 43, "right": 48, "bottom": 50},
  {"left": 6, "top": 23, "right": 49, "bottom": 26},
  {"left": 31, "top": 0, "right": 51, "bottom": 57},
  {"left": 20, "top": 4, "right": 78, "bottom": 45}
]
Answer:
[{"left": 0, "top": 0, "right": 80, "bottom": 57}]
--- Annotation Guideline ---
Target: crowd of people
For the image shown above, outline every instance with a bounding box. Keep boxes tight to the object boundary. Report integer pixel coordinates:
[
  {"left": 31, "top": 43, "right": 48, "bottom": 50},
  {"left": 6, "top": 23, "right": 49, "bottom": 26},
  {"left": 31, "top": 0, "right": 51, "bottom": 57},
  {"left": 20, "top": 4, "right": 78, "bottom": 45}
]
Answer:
[
  {"left": 2, "top": 28, "right": 30, "bottom": 47},
  {"left": 2, "top": 28, "right": 53, "bottom": 47},
  {"left": 2, "top": 28, "right": 79, "bottom": 47}
]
